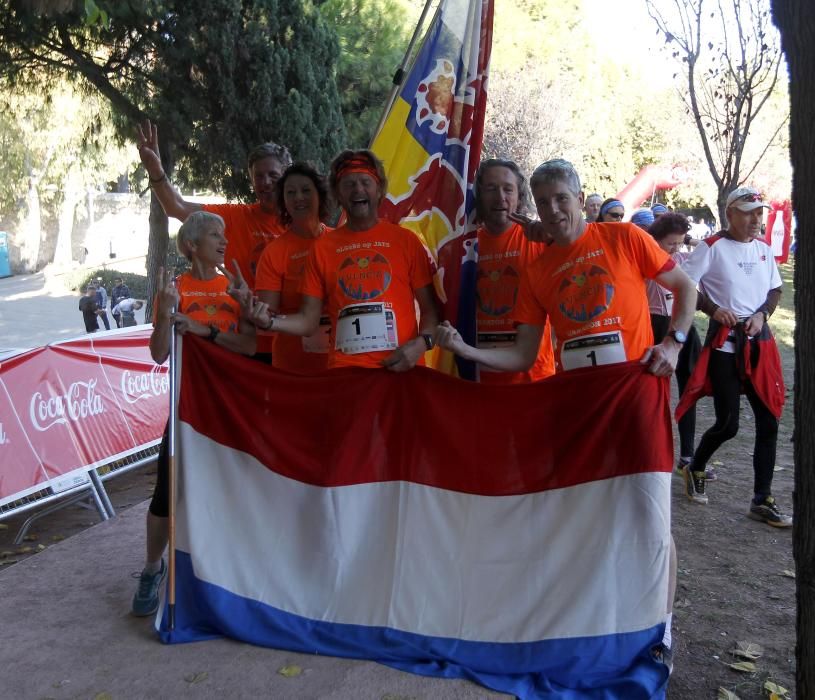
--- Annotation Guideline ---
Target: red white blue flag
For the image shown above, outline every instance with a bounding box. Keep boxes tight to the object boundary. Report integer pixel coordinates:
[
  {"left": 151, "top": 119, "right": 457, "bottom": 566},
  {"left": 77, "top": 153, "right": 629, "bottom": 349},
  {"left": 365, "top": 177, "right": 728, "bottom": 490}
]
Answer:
[{"left": 158, "top": 337, "right": 672, "bottom": 699}]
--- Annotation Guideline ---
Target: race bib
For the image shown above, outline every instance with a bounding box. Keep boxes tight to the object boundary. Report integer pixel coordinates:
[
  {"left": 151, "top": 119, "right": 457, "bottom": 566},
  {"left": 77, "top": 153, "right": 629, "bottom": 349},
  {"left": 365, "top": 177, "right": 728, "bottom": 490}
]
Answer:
[
  {"left": 663, "top": 290, "right": 674, "bottom": 316},
  {"left": 561, "top": 331, "right": 627, "bottom": 371},
  {"left": 335, "top": 302, "right": 398, "bottom": 355},
  {"left": 302, "top": 316, "right": 331, "bottom": 354},
  {"left": 477, "top": 331, "right": 517, "bottom": 348}
]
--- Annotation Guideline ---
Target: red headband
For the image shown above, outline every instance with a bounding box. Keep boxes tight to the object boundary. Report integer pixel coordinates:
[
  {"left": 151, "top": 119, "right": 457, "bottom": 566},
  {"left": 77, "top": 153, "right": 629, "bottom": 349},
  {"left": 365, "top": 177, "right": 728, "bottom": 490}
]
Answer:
[{"left": 336, "top": 158, "right": 381, "bottom": 185}]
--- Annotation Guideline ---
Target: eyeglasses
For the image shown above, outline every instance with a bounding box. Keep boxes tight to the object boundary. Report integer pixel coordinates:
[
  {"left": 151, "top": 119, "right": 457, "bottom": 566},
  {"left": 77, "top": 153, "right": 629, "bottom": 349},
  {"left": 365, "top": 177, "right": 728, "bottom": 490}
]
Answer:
[{"left": 606, "top": 212, "right": 624, "bottom": 220}]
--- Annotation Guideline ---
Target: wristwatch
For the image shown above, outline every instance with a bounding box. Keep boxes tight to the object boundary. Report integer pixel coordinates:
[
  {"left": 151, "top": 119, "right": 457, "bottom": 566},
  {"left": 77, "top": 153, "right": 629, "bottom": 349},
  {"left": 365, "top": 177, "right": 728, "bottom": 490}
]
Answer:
[
  {"left": 422, "top": 333, "right": 434, "bottom": 351},
  {"left": 668, "top": 329, "right": 687, "bottom": 345},
  {"left": 208, "top": 325, "right": 220, "bottom": 343}
]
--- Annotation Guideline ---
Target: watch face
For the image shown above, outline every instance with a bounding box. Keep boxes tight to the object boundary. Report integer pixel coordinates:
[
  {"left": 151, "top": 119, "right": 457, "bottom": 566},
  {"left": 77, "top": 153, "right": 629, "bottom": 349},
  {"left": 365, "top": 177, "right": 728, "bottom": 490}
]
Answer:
[{"left": 672, "top": 330, "right": 687, "bottom": 343}]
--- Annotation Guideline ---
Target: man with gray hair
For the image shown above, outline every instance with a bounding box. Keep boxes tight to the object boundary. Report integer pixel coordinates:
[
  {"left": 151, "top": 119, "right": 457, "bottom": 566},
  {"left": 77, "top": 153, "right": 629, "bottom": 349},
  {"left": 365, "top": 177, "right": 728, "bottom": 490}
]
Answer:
[
  {"left": 677, "top": 186, "right": 789, "bottom": 526},
  {"left": 583, "top": 192, "right": 603, "bottom": 223}
]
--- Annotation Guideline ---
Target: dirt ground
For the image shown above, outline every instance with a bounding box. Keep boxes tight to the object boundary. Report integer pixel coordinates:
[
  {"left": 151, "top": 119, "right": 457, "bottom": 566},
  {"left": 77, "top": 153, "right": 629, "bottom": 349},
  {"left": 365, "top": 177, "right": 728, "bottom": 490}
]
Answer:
[{"left": 0, "top": 263, "right": 798, "bottom": 700}]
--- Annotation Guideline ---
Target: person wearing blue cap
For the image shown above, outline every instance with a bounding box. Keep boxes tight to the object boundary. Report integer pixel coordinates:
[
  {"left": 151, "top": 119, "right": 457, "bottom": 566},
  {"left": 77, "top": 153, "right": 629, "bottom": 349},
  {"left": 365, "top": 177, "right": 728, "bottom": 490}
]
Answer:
[
  {"left": 631, "top": 208, "right": 655, "bottom": 230},
  {"left": 652, "top": 203, "right": 670, "bottom": 217},
  {"left": 597, "top": 198, "right": 625, "bottom": 222}
]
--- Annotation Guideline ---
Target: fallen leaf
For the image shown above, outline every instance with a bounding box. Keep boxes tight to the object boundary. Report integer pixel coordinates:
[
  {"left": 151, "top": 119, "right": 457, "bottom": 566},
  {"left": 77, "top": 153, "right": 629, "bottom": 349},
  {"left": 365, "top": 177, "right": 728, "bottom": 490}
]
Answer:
[
  {"left": 764, "top": 680, "right": 790, "bottom": 698},
  {"left": 36, "top": 544, "right": 46, "bottom": 551},
  {"left": 51, "top": 535, "right": 65, "bottom": 542},
  {"left": 94, "top": 693, "right": 113, "bottom": 700},
  {"left": 781, "top": 570, "right": 795, "bottom": 579},
  {"left": 16, "top": 546, "right": 32, "bottom": 554},
  {"left": 0, "top": 523, "right": 8, "bottom": 530},
  {"left": 773, "top": 465, "right": 784, "bottom": 471},
  {"left": 184, "top": 671, "right": 208, "bottom": 684},
  {"left": 277, "top": 665, "right": 302, "bottom": 677},
  {"left": 674, "top": 598, "right": 691, "bottom": 609},
  {"left": 22, "top": 534, "right": 38, "bottom": 541},
  {"left": 1, "top": 550, "right": 14, "bottom": 558},
  {"left": 712, "top": 460, "right": 723, "bottom": 465},
  {"left": 728, "top": 660, "right": 756, "bottom": 673},
  {"left": 732, "top": 641, "right": 763, "bottom": 660},
  {"left": 0, "top": 558, "right": 18, "bottom": 565},
  {"left": 718, "top": 688, "right": 740, "bottom": 700}
]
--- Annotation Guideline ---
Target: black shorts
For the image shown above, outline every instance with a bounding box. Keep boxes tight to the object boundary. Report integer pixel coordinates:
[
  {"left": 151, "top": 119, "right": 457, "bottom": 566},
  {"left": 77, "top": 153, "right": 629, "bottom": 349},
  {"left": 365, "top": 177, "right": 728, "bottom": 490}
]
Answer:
[{"left": 148, "top": 424, "right": 170, "bottom": 518}]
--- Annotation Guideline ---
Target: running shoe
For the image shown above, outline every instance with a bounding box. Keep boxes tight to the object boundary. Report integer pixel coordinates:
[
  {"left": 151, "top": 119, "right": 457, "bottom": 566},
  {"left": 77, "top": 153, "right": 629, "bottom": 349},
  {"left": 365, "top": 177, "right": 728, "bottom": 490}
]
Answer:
[
  {"left": 131, "top": 559, "right": 167, "bottom": 616},
  {"left": 682, "top": 464, "right": 708, "bottom": 504},
  {"left": 704, "top": 466, "right": 718, "bottom": 482},
  {"left": 748, "top": 496, "right": 792, "bottom": 528}
]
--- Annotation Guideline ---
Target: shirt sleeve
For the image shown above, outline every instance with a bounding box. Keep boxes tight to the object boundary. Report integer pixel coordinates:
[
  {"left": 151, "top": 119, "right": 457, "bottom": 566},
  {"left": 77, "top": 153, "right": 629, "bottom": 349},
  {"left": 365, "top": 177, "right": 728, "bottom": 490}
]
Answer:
[
  {"left": 626, "top": 224, "right": 670, "bottom": 279},
  {"left": 681, "top": 241, "right": 712, "bottom": 284},
  {"left": 513, "top": 265, "right": 548, "bottom": 327}
]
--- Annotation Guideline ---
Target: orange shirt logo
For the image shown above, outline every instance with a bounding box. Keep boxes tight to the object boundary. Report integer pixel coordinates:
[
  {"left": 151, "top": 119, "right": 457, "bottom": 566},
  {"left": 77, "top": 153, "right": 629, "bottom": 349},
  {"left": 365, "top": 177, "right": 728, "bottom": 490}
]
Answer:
[
  {"left": 337, "top": 249, "right": 393, "bottom": 301},
  {"left": 476, "top": 264, "right": 521, "bottom": 317},
  {"left": 556, "top": 264, "right": 614, "bottom": 323}
]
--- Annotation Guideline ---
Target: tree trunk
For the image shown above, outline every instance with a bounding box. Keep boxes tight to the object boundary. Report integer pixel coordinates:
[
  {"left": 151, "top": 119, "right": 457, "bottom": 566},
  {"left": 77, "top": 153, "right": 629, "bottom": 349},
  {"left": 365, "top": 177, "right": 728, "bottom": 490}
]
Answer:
[
  {"left": 52, "top": 166, "right": 80, "bottom": 268},
  {"left": 771, "top": 1, "right": 815, "bottom": 697},
  {"left": 19, "top": 175, "right": 42, "bottom": 273},
  {"left": 144, "top": 190, "right": 169, "bottom": 324}
]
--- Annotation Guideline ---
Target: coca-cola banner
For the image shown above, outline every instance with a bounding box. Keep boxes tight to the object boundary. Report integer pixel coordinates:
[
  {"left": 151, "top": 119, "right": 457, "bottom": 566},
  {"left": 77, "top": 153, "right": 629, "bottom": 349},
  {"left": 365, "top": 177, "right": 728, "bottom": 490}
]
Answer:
[
  {"left": 0, "top": 327, "right": 168, "bottom": 507},
  {"left": 765, "top": 200, "right": 792, "bottom": 264}
]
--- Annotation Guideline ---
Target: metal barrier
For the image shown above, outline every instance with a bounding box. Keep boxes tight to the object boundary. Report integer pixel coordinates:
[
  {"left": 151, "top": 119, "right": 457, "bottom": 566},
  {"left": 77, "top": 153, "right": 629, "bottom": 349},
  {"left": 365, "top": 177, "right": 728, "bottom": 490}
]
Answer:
[{"left": 1, "top": 443, "right": 160, "bottom": 544}]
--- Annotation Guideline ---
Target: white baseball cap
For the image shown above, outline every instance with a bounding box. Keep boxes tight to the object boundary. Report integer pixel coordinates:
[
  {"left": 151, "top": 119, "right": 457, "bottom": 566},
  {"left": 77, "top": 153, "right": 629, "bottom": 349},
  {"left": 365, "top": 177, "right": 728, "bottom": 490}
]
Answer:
[{"left": 726, "top": 186, "right": 769, "bottom": 212}]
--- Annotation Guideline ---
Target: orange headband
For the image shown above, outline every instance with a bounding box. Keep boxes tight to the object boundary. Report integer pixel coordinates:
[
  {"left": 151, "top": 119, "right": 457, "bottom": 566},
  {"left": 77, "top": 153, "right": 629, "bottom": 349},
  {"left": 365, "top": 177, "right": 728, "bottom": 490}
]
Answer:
[{"left": 336, "top": 158, "right": 381, "bottom": 184}]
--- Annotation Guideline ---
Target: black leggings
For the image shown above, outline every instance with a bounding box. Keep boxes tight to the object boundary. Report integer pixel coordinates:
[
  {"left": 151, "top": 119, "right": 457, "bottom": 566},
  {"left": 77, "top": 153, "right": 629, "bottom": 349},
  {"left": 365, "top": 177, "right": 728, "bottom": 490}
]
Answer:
[
  {"left": 651, "top": 315, "right": 699, "bottom": 459},
  {"left": 149, "top": 424, "right": 170, "bottom": 518},
  {"left": 691, "top": 349, "right": 778, "bottom": 496}
]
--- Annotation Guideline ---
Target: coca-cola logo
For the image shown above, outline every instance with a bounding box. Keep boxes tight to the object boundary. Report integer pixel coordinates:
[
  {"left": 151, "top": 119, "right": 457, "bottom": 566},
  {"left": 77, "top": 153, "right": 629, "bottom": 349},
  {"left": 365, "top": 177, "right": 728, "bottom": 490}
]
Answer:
[
  {"left": 120, "top": 367, "right": 169, "bottom": 404},
  {"left": 29, "top": 380, "right": 105, "bottom": 432}
]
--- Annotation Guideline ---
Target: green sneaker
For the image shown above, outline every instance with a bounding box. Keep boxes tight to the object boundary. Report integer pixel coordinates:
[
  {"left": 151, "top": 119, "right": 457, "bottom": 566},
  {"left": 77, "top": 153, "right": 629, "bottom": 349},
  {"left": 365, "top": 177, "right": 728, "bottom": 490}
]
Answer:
[
  {"left": 682, "top": 465, "right": 708, "bottom": 504},
  {"left": 748, "top": 496, "right": 792, "bottom": 528},
  {"left": 131, "top": 559, "right": 166, "bottom": 616}
]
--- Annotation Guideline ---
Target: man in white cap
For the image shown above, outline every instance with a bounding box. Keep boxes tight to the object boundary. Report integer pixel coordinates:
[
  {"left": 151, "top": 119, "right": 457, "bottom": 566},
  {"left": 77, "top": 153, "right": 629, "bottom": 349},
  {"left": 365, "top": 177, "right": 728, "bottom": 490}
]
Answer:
[{"left": 678, "top": 186, "right": 790, "bottom": 526}]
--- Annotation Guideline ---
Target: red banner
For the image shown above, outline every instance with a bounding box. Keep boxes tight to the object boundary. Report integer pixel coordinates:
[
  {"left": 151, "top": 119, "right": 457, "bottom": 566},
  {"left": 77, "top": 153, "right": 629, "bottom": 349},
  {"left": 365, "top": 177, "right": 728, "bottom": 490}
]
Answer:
[
  {"left": 0, "top": 327, "right": 168, "bottom": 507},
  {"left": 765, "top": 200, "right": 792, "bottom": 264}
]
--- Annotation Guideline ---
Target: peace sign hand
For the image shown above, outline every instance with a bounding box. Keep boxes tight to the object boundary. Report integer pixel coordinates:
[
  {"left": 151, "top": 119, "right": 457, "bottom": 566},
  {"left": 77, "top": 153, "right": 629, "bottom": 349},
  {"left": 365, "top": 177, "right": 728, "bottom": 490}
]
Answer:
[
  {"left": 154, "top": 266, "right": 179, "bottom": 320},
  {"left": 218, "top": 260, "right": 252, "bottom": 311},
  {"left": 135, "top": 119, "right": 164, "bottom": 181}
]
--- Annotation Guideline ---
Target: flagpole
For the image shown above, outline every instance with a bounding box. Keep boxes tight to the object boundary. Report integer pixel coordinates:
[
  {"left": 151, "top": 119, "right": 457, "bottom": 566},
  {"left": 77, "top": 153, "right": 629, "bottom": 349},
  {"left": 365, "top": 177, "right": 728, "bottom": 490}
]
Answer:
[
  {"left": 167, "top": 299, "right": 179, "bottom": 631},
  {"left": 369, "top": 0, "right": 438, "bottom": 146}
]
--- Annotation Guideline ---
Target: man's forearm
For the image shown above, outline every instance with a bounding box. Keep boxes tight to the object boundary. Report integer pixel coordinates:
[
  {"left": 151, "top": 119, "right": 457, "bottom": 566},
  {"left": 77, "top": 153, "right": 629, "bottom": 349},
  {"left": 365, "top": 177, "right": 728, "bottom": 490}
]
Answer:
[
  {"left": 696, "top": 290, "right": 719, "bottom": 317},
  {"left": 757, "top": 287, "right": 782, "bottom": 319}
]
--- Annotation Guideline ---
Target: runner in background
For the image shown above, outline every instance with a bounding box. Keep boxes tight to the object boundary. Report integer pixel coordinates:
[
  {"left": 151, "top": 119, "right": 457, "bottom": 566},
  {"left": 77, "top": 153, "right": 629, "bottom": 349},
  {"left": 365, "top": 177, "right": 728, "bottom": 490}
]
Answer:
[
  {"left": 131, "top": 211, "right": 256, "bottom": 617},
  {"left": 472, "top": 159, "right": 554, "bottom": 383},
  {"left": 596, "top": 197, "right": 625, "bottom": 223},
  {"left": 678, "top": 187, "right": 790, "bottom": 527},
  {"left": 646, "top": 213, "right": 703, "bottom": 474},
  {"left": 247, "top": 150, "right": 439, "bottom": 372},
  {"left": 254, "top": 163, "right": 334, "bottom": 374},
  {"left": 136, "top": 119, "right": 292, "bottom": 360},
  {"left": 583, "top": 192, "right": 603, "bottom": 223}
]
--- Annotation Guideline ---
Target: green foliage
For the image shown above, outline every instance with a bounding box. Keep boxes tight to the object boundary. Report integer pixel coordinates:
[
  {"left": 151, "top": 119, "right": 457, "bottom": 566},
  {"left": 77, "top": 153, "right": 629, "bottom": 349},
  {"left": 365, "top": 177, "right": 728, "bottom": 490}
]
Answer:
[
  {"left": 320, "top": 0, "right": 410, "bottom": 148},
  {"left": 0, "top": 0, "right": 347, "bottom": 200}
]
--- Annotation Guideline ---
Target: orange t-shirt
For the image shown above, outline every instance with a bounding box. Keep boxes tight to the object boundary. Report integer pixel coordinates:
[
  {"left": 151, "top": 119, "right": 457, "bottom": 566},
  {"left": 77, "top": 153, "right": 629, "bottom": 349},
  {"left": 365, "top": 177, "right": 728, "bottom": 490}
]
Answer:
[
  {"left": 476, "top": 223, "right": 555, "bottom": 384},
  {"left": 202, "top": 202, "right": 285, "bottom": 354},
  {"left": 255, "top": 228, "right": 332, "bottom": 375},
  {"left": 175, "top": 272, "right": 241, "bottom": 332},
  {"left": 514, "top": 222, "right": 671, "bottom": 372},
  {"left": 300, "top": 220, "right": 434, "bottom": 369}
]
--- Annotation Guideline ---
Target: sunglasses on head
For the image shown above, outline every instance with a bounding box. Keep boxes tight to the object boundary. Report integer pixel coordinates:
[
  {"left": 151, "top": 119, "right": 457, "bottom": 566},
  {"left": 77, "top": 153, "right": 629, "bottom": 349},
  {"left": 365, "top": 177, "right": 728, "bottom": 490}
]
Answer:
[{"left": 736, "top": 193, "right": 761, "bottom": 203}]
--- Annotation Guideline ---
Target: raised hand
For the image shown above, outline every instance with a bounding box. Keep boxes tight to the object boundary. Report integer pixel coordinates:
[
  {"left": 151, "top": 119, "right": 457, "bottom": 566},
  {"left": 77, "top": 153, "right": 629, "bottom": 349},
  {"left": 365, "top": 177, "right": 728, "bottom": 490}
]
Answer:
[
  {"left": 135, "top": 119, "right": 164, "bottom": 180},
  {"left": 218, "top": 260, "right": 251, "bottom": 310},
  {"left": 509, "top": 212, "right": 553, "bottom": 245},
  {"left": 154, "top": 267, "right": 179, "bottom": 320}
]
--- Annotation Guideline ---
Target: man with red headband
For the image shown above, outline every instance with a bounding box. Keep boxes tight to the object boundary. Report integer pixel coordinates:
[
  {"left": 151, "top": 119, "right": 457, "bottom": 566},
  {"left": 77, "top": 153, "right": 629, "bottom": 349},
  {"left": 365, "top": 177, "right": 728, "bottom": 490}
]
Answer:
[{"left": 248, "top": 149, "right": 439, "bottom": 371}]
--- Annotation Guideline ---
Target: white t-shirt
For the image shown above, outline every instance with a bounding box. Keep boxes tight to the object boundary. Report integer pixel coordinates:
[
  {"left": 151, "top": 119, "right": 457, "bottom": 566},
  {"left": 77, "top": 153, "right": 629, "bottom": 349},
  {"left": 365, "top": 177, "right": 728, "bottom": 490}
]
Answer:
[{"left": 682, "top": 234, "right": 781, "bottom": 352}]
